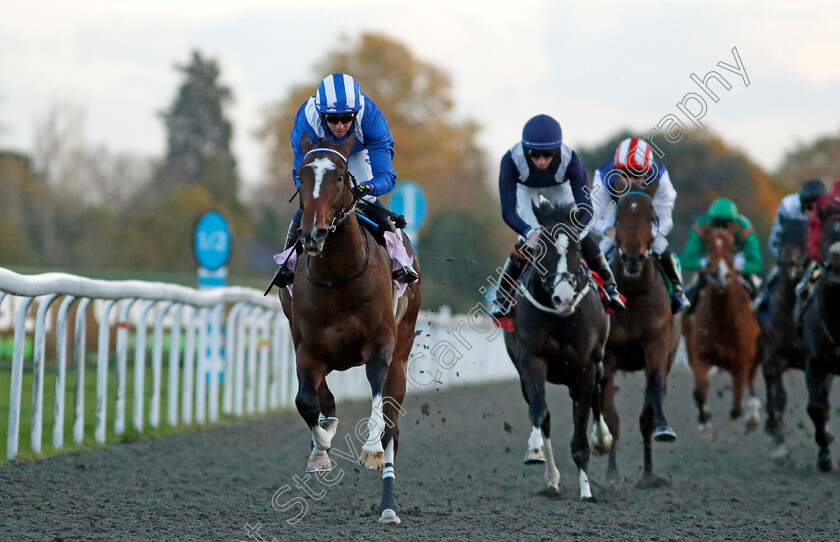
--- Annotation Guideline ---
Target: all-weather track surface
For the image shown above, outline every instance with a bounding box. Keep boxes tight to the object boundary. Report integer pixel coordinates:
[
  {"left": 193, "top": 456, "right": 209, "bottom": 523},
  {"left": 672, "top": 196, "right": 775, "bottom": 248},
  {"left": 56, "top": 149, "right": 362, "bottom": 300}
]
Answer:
[{"left": 2, "top": 369, "right": 839, "bottom": 541}]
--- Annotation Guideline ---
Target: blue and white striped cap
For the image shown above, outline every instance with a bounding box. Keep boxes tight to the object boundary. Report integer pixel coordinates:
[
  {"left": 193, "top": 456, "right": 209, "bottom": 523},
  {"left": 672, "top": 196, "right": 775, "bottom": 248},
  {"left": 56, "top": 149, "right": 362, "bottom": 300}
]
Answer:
[{"left": 315, "top": 73, "right": 362, "bottom": 113}]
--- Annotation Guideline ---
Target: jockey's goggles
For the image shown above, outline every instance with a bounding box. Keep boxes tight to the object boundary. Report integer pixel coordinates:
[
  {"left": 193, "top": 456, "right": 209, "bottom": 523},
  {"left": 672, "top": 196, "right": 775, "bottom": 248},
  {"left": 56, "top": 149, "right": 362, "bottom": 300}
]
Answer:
[
  {"left": 322, "top": 113, "right": 357, "bottom": 125},
  {"left": 527, "top": 148, "right": 558, "bottom": 159}
]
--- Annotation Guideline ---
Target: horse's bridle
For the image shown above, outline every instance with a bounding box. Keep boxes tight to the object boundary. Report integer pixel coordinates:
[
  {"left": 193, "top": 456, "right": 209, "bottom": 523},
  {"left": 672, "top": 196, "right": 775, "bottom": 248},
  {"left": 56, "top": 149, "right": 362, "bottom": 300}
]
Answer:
[
  {"left": 298, "top": 147, "right": 371, "bottom": 287},
  {"left": 519, "top": 237, "right": 592, "bottom": 316},
  {"left": 300, "top": 147, "right": 361, "bottom": 232},
  {"left": 613, "top": 192, "right": 659, "bottom": 260}
]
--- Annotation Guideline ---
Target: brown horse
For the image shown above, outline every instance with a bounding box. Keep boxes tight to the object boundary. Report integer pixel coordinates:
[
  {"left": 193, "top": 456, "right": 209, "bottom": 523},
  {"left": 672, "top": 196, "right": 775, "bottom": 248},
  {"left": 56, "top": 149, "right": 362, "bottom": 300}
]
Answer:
[
  {"left": 683, "top": 225, "right": 763, "bottom": 435},
  {"left": 279, "top": 134, "right": 421, "bottom": 524},
  {"left": 602, "top": 192, "right": 681, "bottom": 483}
]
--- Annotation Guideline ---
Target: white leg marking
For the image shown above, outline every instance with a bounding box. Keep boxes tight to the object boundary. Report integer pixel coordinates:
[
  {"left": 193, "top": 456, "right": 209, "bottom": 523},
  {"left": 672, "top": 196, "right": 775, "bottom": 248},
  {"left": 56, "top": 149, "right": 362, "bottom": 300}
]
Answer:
[
  {"left": 579, "top": 469, "right": 592, "bottom": 500},
  {"left": 590, "top": 415, "right": 614, "bottom": 455},
  {"left": 528, "top": 426, "right": 544, "bottom": 450},
  {"left": 542, "top": 432, "right": 560, "bottom": 491},
  {"left": 311, "top": 414, "right": 338, "bottom": 450},
  {"left": 745, "top": 396, "right": 762, "bottom": 432},
  {"left": 525, "top": 426, "right": 546, "bottom": 463},
  {"left": 383, "top": 439, "right": 396, "bottom": 480},
  {"left": 362, "top": 394, "right": 385, "bottom": 453}
]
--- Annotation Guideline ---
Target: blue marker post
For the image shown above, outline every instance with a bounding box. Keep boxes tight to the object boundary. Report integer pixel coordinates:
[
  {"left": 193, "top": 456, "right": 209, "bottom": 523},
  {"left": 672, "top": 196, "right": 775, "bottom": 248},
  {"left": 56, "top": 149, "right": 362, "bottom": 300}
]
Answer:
[
  {"left": 388, "top": 181, "right": 427, "bottom": 245},
  {"left": 193, "top": 211, "right": 231, "bottom": 383}
]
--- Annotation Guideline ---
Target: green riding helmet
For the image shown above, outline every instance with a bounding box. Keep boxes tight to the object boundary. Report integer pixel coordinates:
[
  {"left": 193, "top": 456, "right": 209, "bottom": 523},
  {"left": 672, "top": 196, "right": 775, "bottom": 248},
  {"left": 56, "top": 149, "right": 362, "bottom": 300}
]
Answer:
[{"left": 708, "top": 198, "right": 739, "bottom": 221}]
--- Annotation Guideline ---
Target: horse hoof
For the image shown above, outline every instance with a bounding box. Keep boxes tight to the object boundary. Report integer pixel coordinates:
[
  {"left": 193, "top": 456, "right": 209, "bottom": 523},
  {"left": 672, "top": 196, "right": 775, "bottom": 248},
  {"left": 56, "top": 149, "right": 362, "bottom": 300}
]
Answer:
[
  {"left": 378, "top": 509, "right": 401, "bottom": 524},
  {"left": 360, "top": 450, "right": 385, "bottom": 470},
  {"left": 818, "top": 449, "right": 834, "bottom": 472},
  {"left": 305, "top": 451, "right": 334, "bottom": 473},
  {"left": 524, "top": 448, "right": 546, "bottom": 464},
  {"left": 654, "top": 425, "right": 677, "bottom": 442}
]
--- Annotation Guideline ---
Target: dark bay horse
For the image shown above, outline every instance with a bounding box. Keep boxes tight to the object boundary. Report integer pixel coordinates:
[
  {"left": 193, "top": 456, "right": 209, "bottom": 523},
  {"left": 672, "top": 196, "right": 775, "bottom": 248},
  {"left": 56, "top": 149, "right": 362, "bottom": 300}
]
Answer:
[
  {"left": 280, "top": 135, "right": 422, "bottom": 524},
  {"left": 602, "top": 192, "right": 681, "bottom": 482},
  {"left": 762, "top": 218, "right": 810, "bottom": 453},
  {"left": 801, "top": 216, "right": 840, "bottom": 471},
  {"left": 504, "top": 198, "right": 613, "bottom": 500},
  {"left": 683, "top": 225, "right": 763, "bottom": 435}
]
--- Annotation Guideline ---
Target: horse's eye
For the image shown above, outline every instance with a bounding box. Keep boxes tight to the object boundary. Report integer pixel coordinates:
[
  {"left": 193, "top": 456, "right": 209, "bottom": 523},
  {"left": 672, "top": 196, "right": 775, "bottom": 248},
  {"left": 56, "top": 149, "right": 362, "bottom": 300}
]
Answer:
[{"left": 336, "top": 175, "right": 344, "bottom": 183}]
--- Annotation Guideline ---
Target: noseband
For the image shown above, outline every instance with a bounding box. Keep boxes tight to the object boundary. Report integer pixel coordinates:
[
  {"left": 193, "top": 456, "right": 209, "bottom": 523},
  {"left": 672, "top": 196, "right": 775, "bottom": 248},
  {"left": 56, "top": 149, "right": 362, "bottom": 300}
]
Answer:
[{"left": 519, "top": 252, "right": 592, "bottom": 316}]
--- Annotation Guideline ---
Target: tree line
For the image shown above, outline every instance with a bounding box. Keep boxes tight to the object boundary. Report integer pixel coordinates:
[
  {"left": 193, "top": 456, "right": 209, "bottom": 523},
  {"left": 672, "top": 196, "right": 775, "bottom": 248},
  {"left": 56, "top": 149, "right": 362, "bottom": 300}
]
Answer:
[{"left": 1, "top": 33, "right": 838, "bottom": 311}]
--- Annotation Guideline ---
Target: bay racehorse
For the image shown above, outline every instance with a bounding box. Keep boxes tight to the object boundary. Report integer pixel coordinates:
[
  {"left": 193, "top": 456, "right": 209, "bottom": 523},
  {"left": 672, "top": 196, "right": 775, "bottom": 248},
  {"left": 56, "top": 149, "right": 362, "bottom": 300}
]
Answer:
[
  {"left": 602, "top": 192, "right": 681, "bottom": 483},
  {"left": 503, "top": 198, "right": 613, "bottom": 500},
  {"left": 801, "top": 215, "right": 840, "bottom": 471},
  {"left": 280, "top": 134, "right": 421, "bottom": 523},
  {"left": 683, "top": 225, "right": 763, "bottom": 435},
  {"left": 761, "top": 217, "right": 810, "bottom": 453}
]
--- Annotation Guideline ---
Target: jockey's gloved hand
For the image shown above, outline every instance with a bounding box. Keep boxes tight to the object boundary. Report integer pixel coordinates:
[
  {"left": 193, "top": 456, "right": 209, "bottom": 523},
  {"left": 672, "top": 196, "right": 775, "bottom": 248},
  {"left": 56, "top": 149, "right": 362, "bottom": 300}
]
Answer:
[
  {"left": 353, "top": 183, "right": 371, "bottom": 199},
  {"left": 524, "top": 227, "right": 543, "bottom": 249}
]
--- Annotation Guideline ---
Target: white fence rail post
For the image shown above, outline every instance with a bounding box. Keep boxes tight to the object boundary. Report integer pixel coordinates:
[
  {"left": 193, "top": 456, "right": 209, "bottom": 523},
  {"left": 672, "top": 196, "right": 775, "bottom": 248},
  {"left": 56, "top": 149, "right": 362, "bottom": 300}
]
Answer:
[
  {"left": 32, "top": 293, "right": 59, "bottom": 453},
  {"left": 73, "top": 297, "right": 91, "bottom": 445},
  {"left": 95, "top": 299, "right": 116, "bottom": 444},
  {"left": 7, "top": 296, "right": 34, "bottom": 460},
  {"left": 150, "top": 301, "right": 174, "bottom": 429},
  {"left": 115, "top": 299, "right": 138, "bottom": 436},
  {"left": 53, "top": 294, "right": 76, "bottom": 450}
]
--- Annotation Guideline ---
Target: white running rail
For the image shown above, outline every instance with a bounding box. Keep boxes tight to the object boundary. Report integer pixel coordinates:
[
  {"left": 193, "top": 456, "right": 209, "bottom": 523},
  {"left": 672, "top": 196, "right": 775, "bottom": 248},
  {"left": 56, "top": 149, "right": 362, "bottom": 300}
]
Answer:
[
  {"left": 0, "top": 267, "right": 521, "bottom": 461},
  {"left": 0, "top": 267, "right": 293, "bottom": 460}
]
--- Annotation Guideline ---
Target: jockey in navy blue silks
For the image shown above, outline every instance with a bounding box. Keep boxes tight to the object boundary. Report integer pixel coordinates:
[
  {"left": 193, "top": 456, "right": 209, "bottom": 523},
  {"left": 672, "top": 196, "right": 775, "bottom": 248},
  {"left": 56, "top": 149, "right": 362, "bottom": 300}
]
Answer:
[
  {"left": 489, "top": 114, "right": 625, "bottom": 318},
  {"left": 589, "top": 137, "right": 688, "bottom": 313},
  {"left": 270, "top": 73, "right": 418, "bottom": 290}
]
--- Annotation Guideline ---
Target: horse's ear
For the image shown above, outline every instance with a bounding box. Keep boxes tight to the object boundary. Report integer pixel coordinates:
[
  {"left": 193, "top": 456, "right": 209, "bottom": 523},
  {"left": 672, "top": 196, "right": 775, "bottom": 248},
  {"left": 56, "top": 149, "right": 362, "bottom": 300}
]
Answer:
[
  {"left": 335, "top": 134, "right": 356, "bottom": 158},
  {"left": 300, "top": 132, "right": 316, "bottom": 154}
]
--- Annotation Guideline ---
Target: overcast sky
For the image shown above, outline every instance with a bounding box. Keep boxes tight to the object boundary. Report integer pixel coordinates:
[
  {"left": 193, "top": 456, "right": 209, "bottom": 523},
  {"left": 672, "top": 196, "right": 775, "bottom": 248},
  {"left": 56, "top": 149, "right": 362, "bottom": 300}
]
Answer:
[{"left": 2, "top": 0, "right": 839, "bottom": 190}]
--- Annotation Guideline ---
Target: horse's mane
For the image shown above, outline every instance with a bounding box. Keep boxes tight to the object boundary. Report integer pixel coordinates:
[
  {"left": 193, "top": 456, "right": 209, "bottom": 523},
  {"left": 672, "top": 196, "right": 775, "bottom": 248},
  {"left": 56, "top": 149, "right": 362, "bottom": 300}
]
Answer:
[{"left": 535, "top": 200, "right": 578, "bottom": 229}]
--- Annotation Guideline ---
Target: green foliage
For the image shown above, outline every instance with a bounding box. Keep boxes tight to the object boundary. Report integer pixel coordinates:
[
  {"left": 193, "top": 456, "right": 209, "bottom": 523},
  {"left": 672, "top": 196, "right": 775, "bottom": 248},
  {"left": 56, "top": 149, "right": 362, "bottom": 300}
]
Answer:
[
  {"left": 777, "top": 128, "right": 840, "bottom": 189},
  {"left": 156, "top": 50, "right": 240, "bottom": 210},
  {"left": 418, "top": 209, "right": 508, "bottom": 311}
]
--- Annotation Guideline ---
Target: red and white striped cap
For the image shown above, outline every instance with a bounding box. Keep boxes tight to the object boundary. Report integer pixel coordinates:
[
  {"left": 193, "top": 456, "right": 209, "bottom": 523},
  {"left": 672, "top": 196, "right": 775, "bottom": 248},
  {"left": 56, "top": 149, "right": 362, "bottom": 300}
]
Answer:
[{"left": 614, "top": 137, "right": 652, "bottom": 172}]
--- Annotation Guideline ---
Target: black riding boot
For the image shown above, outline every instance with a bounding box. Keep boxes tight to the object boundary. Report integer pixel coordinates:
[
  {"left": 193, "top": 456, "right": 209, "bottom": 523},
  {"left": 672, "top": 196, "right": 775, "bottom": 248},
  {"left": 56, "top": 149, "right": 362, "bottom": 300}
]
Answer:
[
  {"left": 581, "top": 236, "right": 624, "bottom": 312},
  {"left": 263, "top": 220, "right": 300, "bottom": 295},
  {"left": 489, "top": 253, "right": 527, "bottom": 318},
  {"left": 659, "top": 250, "right": 690, "bottom": 314}
]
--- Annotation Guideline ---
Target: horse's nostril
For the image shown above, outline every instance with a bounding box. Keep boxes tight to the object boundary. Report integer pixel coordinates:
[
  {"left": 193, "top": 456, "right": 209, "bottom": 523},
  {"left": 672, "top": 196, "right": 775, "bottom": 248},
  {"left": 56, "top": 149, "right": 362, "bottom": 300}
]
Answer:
[{"left": 314, "top": 228, "right": 328, "bottom": 242}]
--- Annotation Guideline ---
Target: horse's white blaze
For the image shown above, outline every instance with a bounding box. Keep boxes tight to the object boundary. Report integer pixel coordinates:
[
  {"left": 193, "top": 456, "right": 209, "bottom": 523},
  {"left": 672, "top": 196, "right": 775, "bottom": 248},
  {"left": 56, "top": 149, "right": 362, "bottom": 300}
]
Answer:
[
  {"left": 579, "top": 469, "right": 592, "bottom": 499},
  {"left": 362, "top": 394, "right": 385, "bottom": 452},
  {"left": 717, "top": 259, "right": 729, "bottom": 282},
  {"left": 306, "top": 157, "right": 335, "bottom": 199},
  {"left": 555, "top": 235, "right": 570, "bottom": 273},
  {"left": 630, "top": 202, "right": 638, "bottom": 211},
  {"left": 528, "top": 426, "right": 544, "bottom": 451},
  {"left": 542, "top": 431, "right": 560, "bottom": 490}
]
